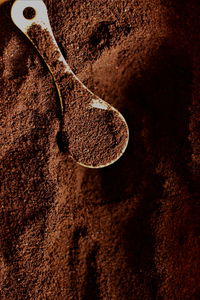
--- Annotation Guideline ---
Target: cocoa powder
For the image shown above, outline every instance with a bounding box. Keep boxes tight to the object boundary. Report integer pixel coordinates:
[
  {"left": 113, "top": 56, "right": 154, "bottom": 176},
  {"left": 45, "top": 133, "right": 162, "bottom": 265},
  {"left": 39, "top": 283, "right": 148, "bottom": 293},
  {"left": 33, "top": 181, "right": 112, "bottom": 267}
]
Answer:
[{"left": 0, "top": 0, "right": 199, "bottom": 299}]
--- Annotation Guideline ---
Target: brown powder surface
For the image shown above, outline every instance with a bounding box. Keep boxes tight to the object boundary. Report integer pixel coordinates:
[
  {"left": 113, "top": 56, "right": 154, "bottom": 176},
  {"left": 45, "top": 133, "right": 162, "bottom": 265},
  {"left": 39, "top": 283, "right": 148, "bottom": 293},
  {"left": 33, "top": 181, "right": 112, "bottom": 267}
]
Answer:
[{"left": 1, "top": 0, "right": 200, "bottom": 299}]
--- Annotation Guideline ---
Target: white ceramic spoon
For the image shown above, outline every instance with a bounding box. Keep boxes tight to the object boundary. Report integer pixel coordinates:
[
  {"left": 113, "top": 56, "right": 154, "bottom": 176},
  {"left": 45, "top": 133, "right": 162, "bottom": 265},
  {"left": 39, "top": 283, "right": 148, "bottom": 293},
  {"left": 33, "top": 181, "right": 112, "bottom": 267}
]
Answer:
[{"left": 11, "top": 0, "right": 129, "bottom": 168}]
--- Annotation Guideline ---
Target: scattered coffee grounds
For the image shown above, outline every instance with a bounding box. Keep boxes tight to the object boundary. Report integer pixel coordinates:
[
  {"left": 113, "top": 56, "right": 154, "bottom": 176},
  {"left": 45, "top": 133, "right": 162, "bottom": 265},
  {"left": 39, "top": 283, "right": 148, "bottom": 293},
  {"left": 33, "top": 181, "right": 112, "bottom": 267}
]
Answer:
[
  {"left": 27, "top": 23, "right": 128, "bottom": 166},
  {"left": 1, "top": 0, "right": 199, "bottom": 299}
]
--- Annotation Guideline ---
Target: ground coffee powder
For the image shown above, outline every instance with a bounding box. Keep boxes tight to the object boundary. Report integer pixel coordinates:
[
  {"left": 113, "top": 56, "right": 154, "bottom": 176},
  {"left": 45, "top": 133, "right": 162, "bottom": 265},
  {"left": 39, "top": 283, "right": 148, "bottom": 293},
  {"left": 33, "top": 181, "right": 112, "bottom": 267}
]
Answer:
[{"left": 0, "top": 0, "right": 199, "bottom": 299}]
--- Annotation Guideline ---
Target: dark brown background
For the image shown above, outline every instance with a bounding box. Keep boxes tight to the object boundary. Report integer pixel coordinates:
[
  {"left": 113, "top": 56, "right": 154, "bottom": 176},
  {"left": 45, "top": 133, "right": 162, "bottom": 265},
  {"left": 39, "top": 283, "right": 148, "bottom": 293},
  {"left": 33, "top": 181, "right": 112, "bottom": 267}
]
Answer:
[{"left": 0, "top": 0, "right": 199, "bottom": 299}]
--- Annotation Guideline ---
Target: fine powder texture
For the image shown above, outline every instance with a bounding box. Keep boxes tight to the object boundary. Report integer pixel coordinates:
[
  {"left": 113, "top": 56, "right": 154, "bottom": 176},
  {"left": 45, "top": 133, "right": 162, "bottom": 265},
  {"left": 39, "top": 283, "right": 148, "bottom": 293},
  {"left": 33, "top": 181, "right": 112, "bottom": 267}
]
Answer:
[
  {"left": 27, "top": 24, "right": 128, "bottom": 167},
  {"left": 0, "top": 0, "right": 200, "bottom": 299}
]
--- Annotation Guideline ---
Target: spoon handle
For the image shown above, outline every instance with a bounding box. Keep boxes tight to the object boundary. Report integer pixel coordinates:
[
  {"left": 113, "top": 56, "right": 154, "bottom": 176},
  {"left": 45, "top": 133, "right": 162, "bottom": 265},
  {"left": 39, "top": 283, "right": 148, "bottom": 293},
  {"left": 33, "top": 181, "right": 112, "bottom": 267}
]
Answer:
[
  {"left": 11, "top": 0, "right": 103, "bottom": 113},
  {"left": 11, "top": 0, "right": 72, "bottom": 94}
]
